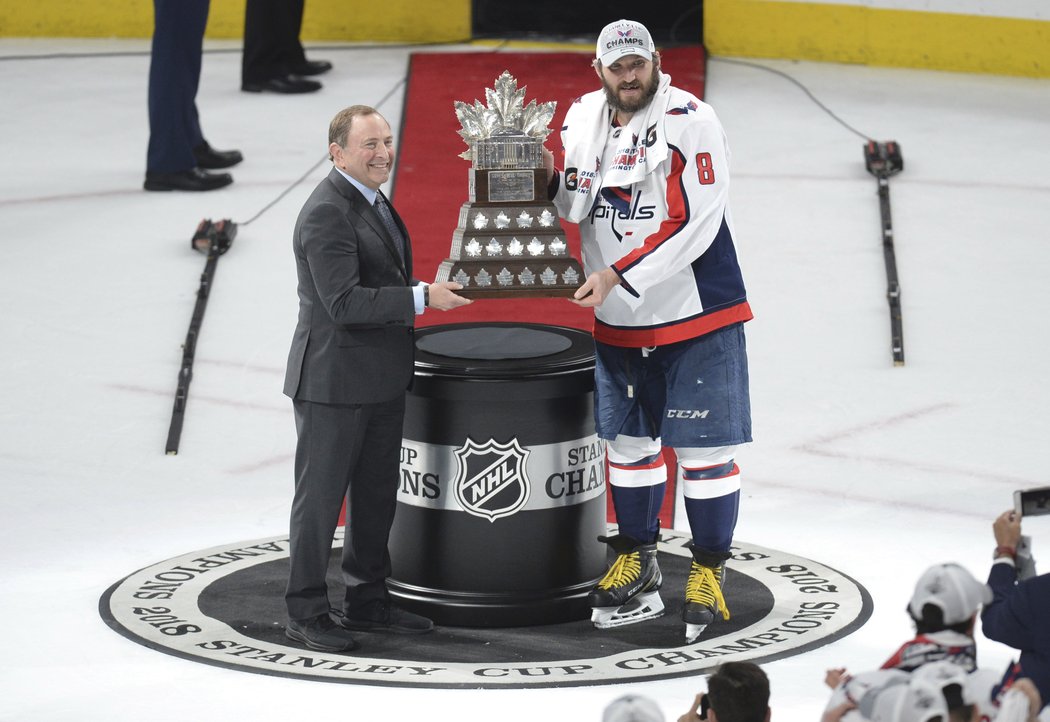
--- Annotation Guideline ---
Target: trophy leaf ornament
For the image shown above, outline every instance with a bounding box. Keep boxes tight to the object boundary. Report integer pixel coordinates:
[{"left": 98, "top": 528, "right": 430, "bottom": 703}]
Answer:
[{"left": 454, "top": 71, "right": 556, "bottom": 162}]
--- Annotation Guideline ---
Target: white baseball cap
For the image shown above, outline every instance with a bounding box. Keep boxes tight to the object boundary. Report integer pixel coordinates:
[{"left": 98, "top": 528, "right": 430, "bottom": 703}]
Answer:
[
  {"left": 908, "top": 562, "right": 993, "bottom": 626},
  {"left": 841, "top": 668, "right": 910, "bottom": 706},
  {"left": 868, "top": 678, "right": 950, "bottom": 722},
  {"left": 596, "top": 19, "right": 655, "bottom": 66},
  {"left": 602, "top": 694, "right": 664, "bottom": 722},
  {"left": 911, "top": 661, "right": 979, "bottom": 705}
]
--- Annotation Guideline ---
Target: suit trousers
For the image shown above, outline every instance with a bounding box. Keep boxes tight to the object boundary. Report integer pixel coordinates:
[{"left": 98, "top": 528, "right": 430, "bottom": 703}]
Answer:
[
  {"left": 242, "top": 0, "right": 306, "bottom": 84},
  {"left": 286, "top": 394, "right": 406, "bottom": 622},
  {"left": 146, "top": 0, "right": 208, "bottom": 174}
]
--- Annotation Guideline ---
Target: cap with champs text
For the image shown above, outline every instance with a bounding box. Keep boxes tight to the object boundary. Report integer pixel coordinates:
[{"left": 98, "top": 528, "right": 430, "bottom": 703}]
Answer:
[{"left": 596, "top": 19, "right": 655, "bottom": 66}]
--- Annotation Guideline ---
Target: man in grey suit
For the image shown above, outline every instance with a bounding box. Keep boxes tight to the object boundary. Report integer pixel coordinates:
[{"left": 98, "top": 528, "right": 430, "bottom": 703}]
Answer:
[{"left": 283, "top": 105, "right": 470, "bottom": 652}]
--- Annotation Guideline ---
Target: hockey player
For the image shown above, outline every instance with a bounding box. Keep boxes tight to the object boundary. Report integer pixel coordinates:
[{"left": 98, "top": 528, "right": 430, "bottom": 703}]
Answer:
[{"left": 544, "top": 19, "right": 753, "bottom": 642}]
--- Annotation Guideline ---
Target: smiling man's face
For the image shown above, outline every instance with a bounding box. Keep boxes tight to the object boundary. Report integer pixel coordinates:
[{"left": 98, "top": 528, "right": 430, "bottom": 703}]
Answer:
[{"left": 331, "top": 111, "right": 394, "bottom": 190}]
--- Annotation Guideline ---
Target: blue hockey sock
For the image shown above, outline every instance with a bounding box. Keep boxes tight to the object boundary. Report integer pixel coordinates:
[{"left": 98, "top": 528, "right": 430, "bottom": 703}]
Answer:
[
  {"left": 610, "top": 482, "right": 665, "bottom": 544},
  {"left": 680, "top": 461, "right": 740, "bottom": 552}
]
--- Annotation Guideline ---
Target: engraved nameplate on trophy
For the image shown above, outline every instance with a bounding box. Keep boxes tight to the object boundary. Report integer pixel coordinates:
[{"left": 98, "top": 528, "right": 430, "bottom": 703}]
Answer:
[
  {"left": 485, "top": 170, "right": 535, "bottom": 202},
  {"left": 434, "top": 72, "right": 584, "bottom": 298}
]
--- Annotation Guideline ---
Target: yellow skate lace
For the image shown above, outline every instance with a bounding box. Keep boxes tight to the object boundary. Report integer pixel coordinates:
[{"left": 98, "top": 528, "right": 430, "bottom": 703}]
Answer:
[
  {"left": 685, "top": 562, "right": 730, "bottom": 620},
  {"left": 597, "top": 552, "right": 640, "bottom": 589}
]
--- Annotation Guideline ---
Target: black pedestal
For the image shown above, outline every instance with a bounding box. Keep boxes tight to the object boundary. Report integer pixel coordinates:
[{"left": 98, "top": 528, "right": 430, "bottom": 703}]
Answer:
[{"left": 388, "top": 323, "right": 607, "bottom": 626}]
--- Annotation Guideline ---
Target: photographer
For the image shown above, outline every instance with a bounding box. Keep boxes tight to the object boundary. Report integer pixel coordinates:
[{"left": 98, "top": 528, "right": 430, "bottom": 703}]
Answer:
[
  {"left": 981, "top": 508, "right": 1050, "bottom": 711},
  {"left": 677, "top": 662, "right": 771, "bottom": 722}
]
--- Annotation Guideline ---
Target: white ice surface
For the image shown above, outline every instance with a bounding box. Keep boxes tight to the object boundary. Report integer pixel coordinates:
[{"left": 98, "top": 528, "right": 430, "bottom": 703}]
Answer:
[{"left": 1, "top": 39, "right": 1049, "bottom": 721}]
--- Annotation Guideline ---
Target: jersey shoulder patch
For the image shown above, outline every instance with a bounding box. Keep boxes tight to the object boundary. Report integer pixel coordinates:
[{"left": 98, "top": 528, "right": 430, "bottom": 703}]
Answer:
[{"left": 667, "top": 100, "right": 698, "bottom": 116}]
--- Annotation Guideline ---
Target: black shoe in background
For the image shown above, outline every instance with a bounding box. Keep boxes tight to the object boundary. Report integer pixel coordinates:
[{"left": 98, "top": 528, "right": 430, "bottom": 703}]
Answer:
[
  {"left": 241, "top": 75, "right": 322, "bottom": 94},
  {"left": 143, "top": 167, "right": 233, "bottom": 192},
  {"left": 193, "top": 142, "right": 243, "bottom": 170},
  {"left": 289, "top": 59, "right": 333, "bottom": 76},
  {"left": 285, "top": 613, "right": 357, "bottom": 652},
  {"left": 339, "top": 601, "right": 434, "bottom": 634}
]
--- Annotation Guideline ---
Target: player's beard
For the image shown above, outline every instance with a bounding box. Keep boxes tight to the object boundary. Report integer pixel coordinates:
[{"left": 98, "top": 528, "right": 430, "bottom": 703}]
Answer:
[{"left": 601, "top": 64, "right": 662, "bottom": 115}]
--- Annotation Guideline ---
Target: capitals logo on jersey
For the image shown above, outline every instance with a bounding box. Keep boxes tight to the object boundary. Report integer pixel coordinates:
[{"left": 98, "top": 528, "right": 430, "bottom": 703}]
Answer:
[
  {"left": 591, "top": 187, "right": 657, "bottom": 243},
  {"left": 452, "top": 437, "right": 531, "bottom": 522}
]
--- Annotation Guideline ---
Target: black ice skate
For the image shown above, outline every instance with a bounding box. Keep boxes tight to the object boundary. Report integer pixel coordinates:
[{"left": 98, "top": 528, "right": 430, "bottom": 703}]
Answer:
[
  {"left": 683, "top": 545, "right": 732, "bottom": 643},
  {"left": 589, "top": 534, "right": 664, "bottom": 629}
]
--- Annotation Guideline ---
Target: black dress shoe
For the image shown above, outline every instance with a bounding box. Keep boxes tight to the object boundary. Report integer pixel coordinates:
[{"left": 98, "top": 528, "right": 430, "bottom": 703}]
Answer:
[
  {"left": 286, "top": 613, "right": 357, "bottom": 652},
  {"left": 193, "top": 141, "right": 243, "bottom": 169},
  {"left": 339, "top": 601, "right": 434, "bottom": 634},
  {"left": 143, "top": 167, "right": 232, "bottom": 192},
  {"left": 241, "top": 75, "right": 322, "bottom": 94},
  {"left": 289, "top": 59, "right": 333, "bottom": 76}
]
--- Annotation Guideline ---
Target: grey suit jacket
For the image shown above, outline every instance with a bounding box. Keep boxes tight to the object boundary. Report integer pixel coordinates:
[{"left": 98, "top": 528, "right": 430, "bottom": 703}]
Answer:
[{"left": 284, "top": 168, "right": 417, "bottom": 405}]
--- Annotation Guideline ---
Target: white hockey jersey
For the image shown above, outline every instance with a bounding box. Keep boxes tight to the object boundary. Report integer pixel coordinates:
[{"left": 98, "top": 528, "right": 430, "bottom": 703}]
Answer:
[{"left": 552, "top": 78, "right": 752, "bottom": 348}]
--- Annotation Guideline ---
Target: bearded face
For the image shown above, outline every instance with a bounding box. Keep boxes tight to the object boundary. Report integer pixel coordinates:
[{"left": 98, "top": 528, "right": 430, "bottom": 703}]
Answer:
[{"left": 599, "top": 56, "right": 661, "bottom": 115}]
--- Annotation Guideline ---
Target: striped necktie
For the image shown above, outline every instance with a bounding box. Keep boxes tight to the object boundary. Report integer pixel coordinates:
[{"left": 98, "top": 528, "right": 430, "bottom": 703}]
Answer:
[{"left": 373, "top": 193, "right": 405, "bottom": 262}]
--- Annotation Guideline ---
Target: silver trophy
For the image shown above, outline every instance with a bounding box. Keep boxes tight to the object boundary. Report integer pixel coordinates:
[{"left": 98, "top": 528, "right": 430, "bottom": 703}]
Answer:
[{"left": 434, "top": 72, "right": 583, "bottom": 298}]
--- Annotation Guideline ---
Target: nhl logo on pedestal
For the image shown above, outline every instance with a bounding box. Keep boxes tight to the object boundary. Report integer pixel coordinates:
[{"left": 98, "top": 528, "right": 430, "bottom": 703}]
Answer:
[{"left": 452, "top": 437, "right": 531, "bottom": 522}]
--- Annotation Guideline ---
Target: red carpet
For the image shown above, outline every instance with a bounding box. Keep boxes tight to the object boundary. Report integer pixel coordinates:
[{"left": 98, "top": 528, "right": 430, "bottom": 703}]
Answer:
[{"left": 394, "top": 47, "right": 707, "bottom": 528}]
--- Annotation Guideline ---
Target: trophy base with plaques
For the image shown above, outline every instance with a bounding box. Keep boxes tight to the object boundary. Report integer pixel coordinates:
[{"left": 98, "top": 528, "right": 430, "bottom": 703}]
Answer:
[{"left": 434, "top": 167, "right": 583, "bottom": 299}]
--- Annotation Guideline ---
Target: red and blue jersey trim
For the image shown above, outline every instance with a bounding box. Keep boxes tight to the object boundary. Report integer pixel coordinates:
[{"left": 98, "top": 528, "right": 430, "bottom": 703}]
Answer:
[
  {"left": 612, "top": 144, "right": 690, "bottom": 287},
  {"left": 594, "top": 302, "right": 753, "bottom": 347},
  {"left": 598, "top": 141, "right": 751, "bottom": 347}
]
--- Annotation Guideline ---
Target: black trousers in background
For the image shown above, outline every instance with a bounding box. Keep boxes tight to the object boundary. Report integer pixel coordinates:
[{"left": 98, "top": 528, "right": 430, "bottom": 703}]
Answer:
[
  {"left": 146, "top": 0, "right": 209, "bottom": 174},
  {"left": 242, "top": 0, "right": 307, "bottom": 84},
  {"left": 285, "top": 395, "right": 405, "bottom": 622}
]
